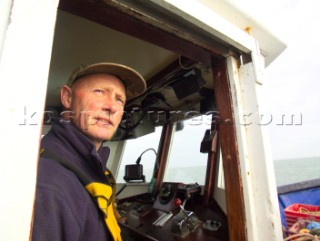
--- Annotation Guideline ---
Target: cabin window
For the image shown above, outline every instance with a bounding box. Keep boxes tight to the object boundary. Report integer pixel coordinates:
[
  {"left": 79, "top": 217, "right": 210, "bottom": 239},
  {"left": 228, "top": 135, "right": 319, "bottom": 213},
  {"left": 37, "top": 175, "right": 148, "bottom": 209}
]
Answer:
[
  {"left": 217, "top": 150, "right": 225, "bottom": 189},
  {"left": 116, "top": 126, "right": 163, "bottom": 183},
  {"left": 163, "top": 115, "right": 210, "bottom": 185}
]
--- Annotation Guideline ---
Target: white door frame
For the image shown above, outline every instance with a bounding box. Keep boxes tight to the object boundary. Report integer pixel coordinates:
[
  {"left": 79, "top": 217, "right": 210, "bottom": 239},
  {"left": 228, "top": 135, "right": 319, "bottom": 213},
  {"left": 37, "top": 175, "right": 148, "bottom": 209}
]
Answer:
[{"left": 0, "top": 0, "right": 59, "bottom": 240}]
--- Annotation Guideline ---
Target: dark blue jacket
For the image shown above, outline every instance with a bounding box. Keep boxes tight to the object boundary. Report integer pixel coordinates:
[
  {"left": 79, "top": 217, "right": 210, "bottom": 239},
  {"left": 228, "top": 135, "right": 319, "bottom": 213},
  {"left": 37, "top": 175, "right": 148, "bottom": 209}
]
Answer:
[{"left": 32, "top": 121, "right": 113, "bottom": 241}]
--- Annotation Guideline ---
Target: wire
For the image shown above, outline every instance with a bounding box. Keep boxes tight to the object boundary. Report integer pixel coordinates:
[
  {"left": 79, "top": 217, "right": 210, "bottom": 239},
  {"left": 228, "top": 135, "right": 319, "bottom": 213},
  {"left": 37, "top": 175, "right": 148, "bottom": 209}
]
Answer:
[
  {"left": 115, "top": 184, "right": 127, "bottom": 197},
  {"left": 179, "top": 55, "right": 197, "bottom": 70},
  {"left": 136, "top": 148, "right": 157, "bottom": 165}
]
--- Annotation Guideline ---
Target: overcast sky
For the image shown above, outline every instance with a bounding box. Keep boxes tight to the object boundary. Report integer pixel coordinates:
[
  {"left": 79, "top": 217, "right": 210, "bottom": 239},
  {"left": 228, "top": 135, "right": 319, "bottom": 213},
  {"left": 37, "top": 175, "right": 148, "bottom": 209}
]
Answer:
[{"left": 253, "top": 0, "right": 320, "bottom": 160}]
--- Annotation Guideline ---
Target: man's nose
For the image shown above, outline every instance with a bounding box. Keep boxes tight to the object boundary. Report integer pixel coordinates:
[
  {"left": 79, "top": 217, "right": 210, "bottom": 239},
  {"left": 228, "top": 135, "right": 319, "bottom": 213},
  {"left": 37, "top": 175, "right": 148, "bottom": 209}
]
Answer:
[{"left": 102, "top": 97, "right": 117, "bottom": 114}]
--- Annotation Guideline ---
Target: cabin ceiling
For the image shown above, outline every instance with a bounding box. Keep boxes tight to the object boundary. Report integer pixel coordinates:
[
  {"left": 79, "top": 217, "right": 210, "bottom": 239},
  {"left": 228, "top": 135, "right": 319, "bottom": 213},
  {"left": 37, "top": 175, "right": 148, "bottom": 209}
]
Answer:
[
  {"left": 46, "top": 0, "right": 247, "bottom": 116},
  {"left": 46, "top": 8, "right": 216, "bottom": 115},
  {"left": 46, "top": 0, "right": 286, "bottom": 114},
  {"left": 47, "top": 10, "right": 178, "bottom": 107}
]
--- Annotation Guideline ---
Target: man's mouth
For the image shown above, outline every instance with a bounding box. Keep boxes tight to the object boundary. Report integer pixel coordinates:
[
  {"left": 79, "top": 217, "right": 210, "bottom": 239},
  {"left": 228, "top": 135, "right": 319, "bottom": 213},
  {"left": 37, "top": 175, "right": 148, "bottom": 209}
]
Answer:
[{"left": 96, "top": 117, "right": 113, "bottom": 126}]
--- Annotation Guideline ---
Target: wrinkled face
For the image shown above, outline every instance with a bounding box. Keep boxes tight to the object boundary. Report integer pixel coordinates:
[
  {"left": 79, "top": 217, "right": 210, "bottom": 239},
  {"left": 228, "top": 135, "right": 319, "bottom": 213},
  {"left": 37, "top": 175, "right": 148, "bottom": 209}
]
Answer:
[{"left": 61, "top": 73, "right": 126, "bottom": 149}]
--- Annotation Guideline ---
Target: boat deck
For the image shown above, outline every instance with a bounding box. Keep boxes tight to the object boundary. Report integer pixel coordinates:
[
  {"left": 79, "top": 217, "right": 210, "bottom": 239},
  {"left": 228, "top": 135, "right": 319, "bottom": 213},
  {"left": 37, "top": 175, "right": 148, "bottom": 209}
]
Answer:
[{"left": 278, "top": 178, "right": 320, "bottom": 228}]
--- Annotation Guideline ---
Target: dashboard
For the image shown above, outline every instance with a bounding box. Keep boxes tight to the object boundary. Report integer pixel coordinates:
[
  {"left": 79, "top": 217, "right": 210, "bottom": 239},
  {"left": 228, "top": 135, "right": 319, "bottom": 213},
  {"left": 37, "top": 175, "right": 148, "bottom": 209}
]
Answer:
[{"left": 117, "top": 182, "right": 229, "bottom": 241}]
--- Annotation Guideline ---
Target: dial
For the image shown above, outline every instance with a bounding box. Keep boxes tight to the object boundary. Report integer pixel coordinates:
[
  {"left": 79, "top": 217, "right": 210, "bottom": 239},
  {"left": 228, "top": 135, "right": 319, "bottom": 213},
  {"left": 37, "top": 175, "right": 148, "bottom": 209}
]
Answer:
[{"left": 159, "top": 184, "right": 173, "bottom": 204}]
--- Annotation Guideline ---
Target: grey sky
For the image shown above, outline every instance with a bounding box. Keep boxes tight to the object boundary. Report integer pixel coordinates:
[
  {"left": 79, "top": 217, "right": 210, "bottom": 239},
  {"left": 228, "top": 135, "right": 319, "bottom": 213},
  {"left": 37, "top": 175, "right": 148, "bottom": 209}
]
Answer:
[{"left": 261, "top": 0, "right": 320, "bottom": 159}]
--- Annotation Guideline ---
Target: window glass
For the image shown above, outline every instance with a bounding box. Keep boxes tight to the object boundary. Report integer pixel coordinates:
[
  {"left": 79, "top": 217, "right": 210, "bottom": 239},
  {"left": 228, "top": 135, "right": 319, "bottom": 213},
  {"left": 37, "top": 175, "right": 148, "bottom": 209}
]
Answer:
[
  {"left": 217, "top": 150, "right": 225, "bottom": 189},
  {"left": 164, "top": 116, "right": 210, "bottom": 185},
  {"left": 116, "top": 127, "right": 163, "bottom": 183}
]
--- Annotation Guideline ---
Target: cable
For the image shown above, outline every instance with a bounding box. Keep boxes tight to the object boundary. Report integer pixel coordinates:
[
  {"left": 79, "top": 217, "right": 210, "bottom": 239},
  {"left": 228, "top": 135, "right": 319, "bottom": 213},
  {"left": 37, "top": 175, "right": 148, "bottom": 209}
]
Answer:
[
  {"left": 178, "top": 55, "right": 197, "bottom": 70},
  {"left": 115, "top": 184, "right": 127, "bottom": 197},
  {"left": 136, "top": 148, "right": 157, "bottom": 165}
]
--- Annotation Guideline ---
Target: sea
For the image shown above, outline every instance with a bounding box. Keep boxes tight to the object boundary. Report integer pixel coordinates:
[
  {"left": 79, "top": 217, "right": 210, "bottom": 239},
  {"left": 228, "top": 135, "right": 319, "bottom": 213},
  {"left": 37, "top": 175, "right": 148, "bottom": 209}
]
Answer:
[
  {"left": 161, "top": 156, "right": 320, "bottom": 187},
  {"left": 119, "top": 156, "right": 320, "bottom": 187},
  {"left": 274, "top": 156, "right": 320, "bottom": 186}
]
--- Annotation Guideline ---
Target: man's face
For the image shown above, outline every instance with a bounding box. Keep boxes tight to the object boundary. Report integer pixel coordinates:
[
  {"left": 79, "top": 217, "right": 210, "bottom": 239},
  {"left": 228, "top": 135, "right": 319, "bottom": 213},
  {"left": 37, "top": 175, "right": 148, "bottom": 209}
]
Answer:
[{"left": 61, "top": 73, "right": 126, "bottom": 149}]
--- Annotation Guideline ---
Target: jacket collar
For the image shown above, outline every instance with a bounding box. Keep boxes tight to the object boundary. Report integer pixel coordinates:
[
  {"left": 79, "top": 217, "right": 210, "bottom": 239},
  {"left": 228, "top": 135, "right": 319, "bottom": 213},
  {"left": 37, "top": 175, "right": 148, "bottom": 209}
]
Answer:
[{"left": 43, "top": 120, "right": 110, "bottom": 172}]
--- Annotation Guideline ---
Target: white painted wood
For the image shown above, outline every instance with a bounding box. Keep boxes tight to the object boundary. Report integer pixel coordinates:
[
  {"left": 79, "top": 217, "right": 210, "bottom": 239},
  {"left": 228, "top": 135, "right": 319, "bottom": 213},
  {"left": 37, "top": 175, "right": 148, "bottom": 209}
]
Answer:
[
  {"left": 227, "top": 55, "right": 283, "bottom": 240},
  {"left": 115, "top": 183, "right": 149, "bottom": 200},
  {"left": 213, "top": 152, "right": 227, "bottom": 214},
  {"left": 156, "top": 0, "right": 256, "bottom": 53},
  {"left": 0, "top": 0, "right": 59, "bottom": 240},
  {"left": 0, "top": 0, "right": 12, "bottom": 58},
  {"left": 106, "top": 140, "right": 126, "bottom": 178},
  {"left": 198, "top": 0, "right": 287, "bottom": 66},
  {"left": 155, "top": 0, "right": 286, "bottom": 65}
]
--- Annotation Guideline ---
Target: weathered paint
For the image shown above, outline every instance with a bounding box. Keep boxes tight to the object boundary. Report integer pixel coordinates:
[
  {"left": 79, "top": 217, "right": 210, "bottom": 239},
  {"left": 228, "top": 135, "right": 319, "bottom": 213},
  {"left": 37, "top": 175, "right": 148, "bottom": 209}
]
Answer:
[
  {"left": 228, "top": 56, "right": 283, "bottom": 240},
  {"left": 0, "top": 0, "right": 59, "bottom": 240}
]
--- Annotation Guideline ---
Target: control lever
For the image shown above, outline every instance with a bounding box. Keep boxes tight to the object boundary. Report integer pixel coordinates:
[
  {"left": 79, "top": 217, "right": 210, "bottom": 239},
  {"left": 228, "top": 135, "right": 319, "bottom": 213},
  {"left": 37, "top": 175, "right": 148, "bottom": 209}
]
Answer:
[
  {"left": 171, "top": 198, "right": 201, "bottom": 237},
  {"left": 174, "top": 198, "right": 191, "bottom": 217}
]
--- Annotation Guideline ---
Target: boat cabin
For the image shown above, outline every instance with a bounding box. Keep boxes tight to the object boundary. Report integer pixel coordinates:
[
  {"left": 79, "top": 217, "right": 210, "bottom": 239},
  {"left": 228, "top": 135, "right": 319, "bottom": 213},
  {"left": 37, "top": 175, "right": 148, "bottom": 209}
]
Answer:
[{"left": 0, "top": 1, "right": 287, "bottom": 240}]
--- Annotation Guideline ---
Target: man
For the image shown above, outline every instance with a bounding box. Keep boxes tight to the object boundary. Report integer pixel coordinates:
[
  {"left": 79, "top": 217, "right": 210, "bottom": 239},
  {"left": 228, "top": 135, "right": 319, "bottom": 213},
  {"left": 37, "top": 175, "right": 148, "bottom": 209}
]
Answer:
[{"left": 32, "top": 63, "right": 146, "bottom": 241}]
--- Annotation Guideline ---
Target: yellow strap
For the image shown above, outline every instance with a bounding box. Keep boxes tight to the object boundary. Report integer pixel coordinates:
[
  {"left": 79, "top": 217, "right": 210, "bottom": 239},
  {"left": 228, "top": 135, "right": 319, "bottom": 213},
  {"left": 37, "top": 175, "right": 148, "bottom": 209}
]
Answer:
[
  {"left": 85, "top": 183, "right": 122, "bottom": 241},
  {"left": 105, "top": 169, "right": 115, "bottom": 184},
  {"left": 104, "top": 170, "right": 122, "bottom": 220}
]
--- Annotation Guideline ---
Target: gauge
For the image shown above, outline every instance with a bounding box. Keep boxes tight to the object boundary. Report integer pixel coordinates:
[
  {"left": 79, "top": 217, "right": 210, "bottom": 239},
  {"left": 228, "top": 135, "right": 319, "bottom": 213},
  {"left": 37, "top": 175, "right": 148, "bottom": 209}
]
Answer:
[{"left": 159, "top": 184, "right": 173, "bottom": 204}]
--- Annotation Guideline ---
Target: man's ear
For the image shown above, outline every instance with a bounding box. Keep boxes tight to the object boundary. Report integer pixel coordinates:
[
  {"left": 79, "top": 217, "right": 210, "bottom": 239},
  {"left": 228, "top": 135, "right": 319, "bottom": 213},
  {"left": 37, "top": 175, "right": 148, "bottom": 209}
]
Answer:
[{"left": 60, "top": 85, "right": 72, "bottom": 109}]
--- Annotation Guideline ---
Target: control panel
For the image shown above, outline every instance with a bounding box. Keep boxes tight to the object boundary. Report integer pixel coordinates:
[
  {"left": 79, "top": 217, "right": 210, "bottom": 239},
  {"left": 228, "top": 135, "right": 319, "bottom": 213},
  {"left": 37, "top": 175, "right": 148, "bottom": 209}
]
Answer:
[
  {"left": 117, "top": 182, "right": 227, "bottom": 241},
  {"left": 153, "top": 182, "right": 201, "bottom": 212}
]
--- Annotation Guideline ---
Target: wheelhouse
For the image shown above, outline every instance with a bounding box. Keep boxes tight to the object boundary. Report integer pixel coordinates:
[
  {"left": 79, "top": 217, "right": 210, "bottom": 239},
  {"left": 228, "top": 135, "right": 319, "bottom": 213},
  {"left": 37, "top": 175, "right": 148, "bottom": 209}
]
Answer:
[{"left": 0, "top": 1, "right": 286, "bottom": 240}]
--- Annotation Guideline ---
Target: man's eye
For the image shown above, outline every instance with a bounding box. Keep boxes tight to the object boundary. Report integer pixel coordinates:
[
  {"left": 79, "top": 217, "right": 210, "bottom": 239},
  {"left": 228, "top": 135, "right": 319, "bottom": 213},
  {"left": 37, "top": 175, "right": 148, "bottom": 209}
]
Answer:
[
  {"left": 116, "top": 98, "right": 125, "bottom": 105},
  {"left": 94, "top": 89, "right": 103, "bottom": 94}
]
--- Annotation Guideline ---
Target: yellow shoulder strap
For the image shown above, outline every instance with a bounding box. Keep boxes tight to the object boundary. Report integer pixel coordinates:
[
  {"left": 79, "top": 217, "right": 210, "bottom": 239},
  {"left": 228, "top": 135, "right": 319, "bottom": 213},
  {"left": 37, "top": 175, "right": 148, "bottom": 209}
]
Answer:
[
  {"left": 40, "top": 149, "right": 122, "bottom": 241},
  {"left": 85, "top": 183, "right": 122, "bottom": 241}
]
